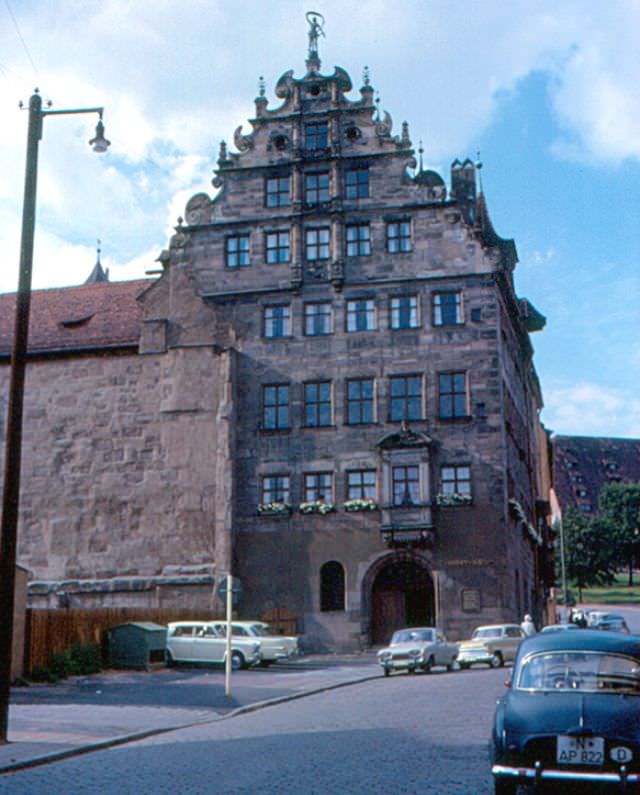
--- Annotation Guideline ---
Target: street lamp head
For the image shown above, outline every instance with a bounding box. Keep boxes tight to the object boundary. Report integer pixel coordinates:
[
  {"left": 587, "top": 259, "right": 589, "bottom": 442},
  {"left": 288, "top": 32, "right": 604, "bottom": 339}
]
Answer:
[{"left": 89, "top": 118, "right": 110, "bottom": 153}]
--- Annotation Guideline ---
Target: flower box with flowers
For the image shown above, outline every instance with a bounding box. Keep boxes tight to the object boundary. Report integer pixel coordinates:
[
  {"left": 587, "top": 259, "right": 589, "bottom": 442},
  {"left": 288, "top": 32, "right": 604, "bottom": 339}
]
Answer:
[
  {"left": 435, "top": 493, "right": 472, "bottom": 506},
  {"left": 257, "top": 501, "right": 291, "bottom": 516},
  {"left": 299, "top": 501, "right": 335, "bottom": 515},
  {"left": 343, "top": 498, "right": 378, "bottom": 512}
]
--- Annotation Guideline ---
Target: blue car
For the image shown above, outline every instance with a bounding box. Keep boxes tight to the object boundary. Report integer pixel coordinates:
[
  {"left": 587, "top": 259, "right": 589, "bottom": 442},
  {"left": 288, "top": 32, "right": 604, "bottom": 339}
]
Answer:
[{"left": 491, "top": 629, "right": 640, "bottom": 793}]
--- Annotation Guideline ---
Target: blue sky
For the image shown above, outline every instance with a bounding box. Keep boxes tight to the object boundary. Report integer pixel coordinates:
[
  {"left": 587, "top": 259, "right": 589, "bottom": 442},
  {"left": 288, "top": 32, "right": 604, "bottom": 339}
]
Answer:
[{"left": 0, "top": 0, "right": 638, "bottom": 439}]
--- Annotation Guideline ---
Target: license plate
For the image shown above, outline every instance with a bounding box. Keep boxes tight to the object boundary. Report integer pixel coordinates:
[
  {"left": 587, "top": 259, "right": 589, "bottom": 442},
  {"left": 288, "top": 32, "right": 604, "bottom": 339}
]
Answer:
[{"left": 557, "top": 735, "right": 604, "bottom": 765}]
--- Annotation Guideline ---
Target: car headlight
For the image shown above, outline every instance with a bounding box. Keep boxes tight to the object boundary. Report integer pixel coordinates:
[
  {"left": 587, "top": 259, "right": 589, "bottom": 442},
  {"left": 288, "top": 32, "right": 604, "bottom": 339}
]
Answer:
[
  {"left": 409, "top": 649, "right": 421, "bottom": 658},
  {"left": 379, "top": 651, "right": 392, "bottom": 662}
]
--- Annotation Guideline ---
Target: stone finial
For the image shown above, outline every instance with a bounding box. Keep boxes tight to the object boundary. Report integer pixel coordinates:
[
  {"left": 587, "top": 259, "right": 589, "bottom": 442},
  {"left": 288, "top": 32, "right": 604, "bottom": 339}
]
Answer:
[
  {"left": 218, "top": 140, "right": 228, "bottom": 164},
  {"left": 363, "top": 65, "right": 370, "bottom": 87},
  {"left": 258, "top": 75, "right": 266, "bottom": 97},
  {"left": 401, "top": 121, "right": 410, "bottom": 146}
]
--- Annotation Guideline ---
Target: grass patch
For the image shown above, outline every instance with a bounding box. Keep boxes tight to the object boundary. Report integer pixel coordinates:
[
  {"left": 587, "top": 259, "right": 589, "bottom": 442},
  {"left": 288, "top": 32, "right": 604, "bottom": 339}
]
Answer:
[{"left": 574, "top": 572, "right": 640, "bottom": 604}]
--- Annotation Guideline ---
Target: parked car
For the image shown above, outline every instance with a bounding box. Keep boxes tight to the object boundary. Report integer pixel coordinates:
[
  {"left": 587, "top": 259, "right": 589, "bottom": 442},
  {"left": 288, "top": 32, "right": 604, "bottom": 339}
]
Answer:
[
  {"left": 165, "top": 621, "right": 261, "bottom": 669},
  {"left": 540, "top": 623, "right": 581, "bottom": 633},
  {"left": 377, "top": 627, "right": 459, "bottom": 676},
  {"left": 491, "top": 629, "right": 640, "bottom": 793},
  {"left": 456, "top": 624, "right": 525, "bottom": 669},
  {"left": 212, "top": 621, "right": 299, "bottom": 665},
  {"left": 593, "top": 614, "right": 631, "bottom": 634}
]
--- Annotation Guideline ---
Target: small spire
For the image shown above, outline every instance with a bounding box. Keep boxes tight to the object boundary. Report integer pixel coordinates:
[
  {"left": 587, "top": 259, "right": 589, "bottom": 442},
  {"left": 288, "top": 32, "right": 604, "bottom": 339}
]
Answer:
[
  {"left": 419, "top": 140, "right": 424, "bottom": 172},
  {"left": 218, "top": 140, "right": 227, "bottom": 163},
  {"left": 401, "top": 121, "right": 410, "bottom": 146},
  {"left": 258, "top": 75, "right": 265, "bottom": 97},
  {"left": 363, "top": 65, "right": 370, "bottom": 87},
  {"left": 476, "top": 150, "right": 483, "bottom": 191},
  {"left": 84, "top": 238, "right": 109, "bottom": 284}
]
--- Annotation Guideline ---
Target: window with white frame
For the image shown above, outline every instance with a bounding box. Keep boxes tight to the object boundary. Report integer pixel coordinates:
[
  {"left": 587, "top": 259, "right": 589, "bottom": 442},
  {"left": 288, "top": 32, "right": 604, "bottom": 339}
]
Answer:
[
  {"left": 390, "top": 295, "right": 419, "bottom": 329},
  {"left": 304, "top": 472, "right": 333, "bottom": 502},
  {"left": 346, "top": 299, "right": 376, "bottom": 332},
  {"left": 304, "top": 302, "right": 333, "bottom": 336},
  {"left": 261, "top": 474, "right": 290, "bottom": 504},
  {"left": 305, "top": 227, "right": 330, "bottom": 260},
  {"left": 347, "top": 469, "right": 376, "bottom": 500},
  {"left": 392, "top": 464, "right": 420, "bottom": 506},
  {"left": 433, "top": 291, "right": 463, "bottom": 326},
  {"left": 440, "top": 465, "right": 471, "bottom": 497},
  {"left": 264, "top": 305, "right": 291, "bottom": 338}
]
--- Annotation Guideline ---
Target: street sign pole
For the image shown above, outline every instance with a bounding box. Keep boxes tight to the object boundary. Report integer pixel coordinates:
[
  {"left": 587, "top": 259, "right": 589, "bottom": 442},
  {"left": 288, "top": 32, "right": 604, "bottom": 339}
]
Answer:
[{"left": 225, "top": 573, "right": 232, "bottom": 697}]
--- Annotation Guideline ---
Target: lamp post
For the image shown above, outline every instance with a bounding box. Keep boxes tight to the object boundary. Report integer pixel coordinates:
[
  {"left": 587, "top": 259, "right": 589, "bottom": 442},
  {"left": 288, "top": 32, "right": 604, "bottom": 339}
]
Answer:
[{"left": 0, "top": 90, "right": 109, "bottom": 742}]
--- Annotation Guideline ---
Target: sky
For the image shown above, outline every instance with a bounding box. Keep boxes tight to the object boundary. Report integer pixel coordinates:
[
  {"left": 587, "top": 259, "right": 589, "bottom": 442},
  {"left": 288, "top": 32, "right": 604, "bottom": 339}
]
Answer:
[{"left": 0, "top": 0, "right": 638, "bottom": 439}]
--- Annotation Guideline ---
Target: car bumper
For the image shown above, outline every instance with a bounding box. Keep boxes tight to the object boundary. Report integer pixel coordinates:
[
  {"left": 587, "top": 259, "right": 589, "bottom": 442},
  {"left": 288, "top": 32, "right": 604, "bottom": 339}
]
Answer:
[
  {"left": 492, "top": 763, "right": 640, "bottom": 785},
  {"left": 457, "top": 649, "right": 492, "bottom": 665},
  {"left": 378, "top": 657, "right": 423, "bottom": 671}
]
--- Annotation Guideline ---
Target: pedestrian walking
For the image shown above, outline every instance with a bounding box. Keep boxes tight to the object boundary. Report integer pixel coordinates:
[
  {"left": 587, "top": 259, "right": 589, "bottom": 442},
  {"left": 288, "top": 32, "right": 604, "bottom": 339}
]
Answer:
[{"left": 521, "top": 614, "right": 536, "bottom": 636}]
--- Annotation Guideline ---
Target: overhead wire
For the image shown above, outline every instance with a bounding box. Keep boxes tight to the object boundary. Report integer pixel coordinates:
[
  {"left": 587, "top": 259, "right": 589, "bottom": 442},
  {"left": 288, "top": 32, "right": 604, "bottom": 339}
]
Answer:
[{"left": 3, "top": 0, "right": 40, "bottom": 80}]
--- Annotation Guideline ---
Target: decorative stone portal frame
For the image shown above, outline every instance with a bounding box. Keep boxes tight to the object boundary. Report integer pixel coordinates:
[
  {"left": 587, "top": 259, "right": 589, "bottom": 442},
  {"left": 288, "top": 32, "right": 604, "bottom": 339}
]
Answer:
[{"left": 359, "top": 548, "right": 435, "bottom": 645}]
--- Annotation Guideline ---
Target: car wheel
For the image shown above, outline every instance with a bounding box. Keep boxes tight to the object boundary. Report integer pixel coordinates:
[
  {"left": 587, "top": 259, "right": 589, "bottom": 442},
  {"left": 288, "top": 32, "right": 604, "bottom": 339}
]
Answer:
[
  {"left": 458, "top": 661, "right": 470, "bottom": 670},
  {"left": 259, "top": 660, "right": 272, "bottom": 668},
  {"left": 422, "top": 656, "right": 433, "bottom": 674},
  {"left": 490, "top": 652, "right": 503, "bottom": 668},
  {"left": 446, "top": 657, "right": 459, "bottom": 672},
  {"left": 493, "top": 776, "right": 516, "bottom": 795},
  {"left": 165, "top": 650, "right": 176, "bottom": 667},
  {"left": 230, "top": 651, "right": 245, "bottom": 670}
]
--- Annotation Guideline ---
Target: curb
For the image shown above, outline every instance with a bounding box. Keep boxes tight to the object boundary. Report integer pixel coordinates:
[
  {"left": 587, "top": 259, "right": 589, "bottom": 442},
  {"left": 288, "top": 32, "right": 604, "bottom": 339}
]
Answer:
[{"left": 0, "top": 671, "right": 381, "bottom": 774}]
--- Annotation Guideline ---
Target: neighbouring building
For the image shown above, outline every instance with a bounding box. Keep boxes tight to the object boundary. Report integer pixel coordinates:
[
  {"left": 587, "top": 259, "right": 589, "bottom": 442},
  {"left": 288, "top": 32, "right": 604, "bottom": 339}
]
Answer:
[
  {"left": 553, "top": 435, "right": 640, "bottom": 515},
  {"left": 0, "top": 24, "right": 554, "bottom": 649}
]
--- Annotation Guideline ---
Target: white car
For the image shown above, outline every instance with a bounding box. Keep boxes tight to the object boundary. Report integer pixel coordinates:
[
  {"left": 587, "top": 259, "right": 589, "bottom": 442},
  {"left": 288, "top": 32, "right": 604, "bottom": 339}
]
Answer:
[
  {"left": 212, "top": 621, "right": 299, "bottom": 665},
  {"left": 166, "top": 621, "right": 261, "bottom": 669},
  {"left": 377, "top": 627, "right": 459, "bottom": 676}
]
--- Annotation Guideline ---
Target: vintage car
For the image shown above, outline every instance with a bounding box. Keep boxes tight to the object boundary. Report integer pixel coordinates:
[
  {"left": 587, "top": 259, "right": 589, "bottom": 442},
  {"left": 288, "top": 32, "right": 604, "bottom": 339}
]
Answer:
[
  {"left": 377, "top": 627, "right": 459, "bottom": 676},
  {"left": 491, "top": 629, "right": 640, "bottom": 793},
  {"left": 593, "top": 614, "right": 631, "bottom": 634},
  {"left": 211, "top": 620, "right": 299, "bottom": 665},
  {"left": 165, "top": 621, "right": 261, "bottom": 669},
  {"left": 456, "top": 624, "right": 525, "bottom": 669},
  {"left": 540, "top": 622, "right": 581, "bottom": 633}
]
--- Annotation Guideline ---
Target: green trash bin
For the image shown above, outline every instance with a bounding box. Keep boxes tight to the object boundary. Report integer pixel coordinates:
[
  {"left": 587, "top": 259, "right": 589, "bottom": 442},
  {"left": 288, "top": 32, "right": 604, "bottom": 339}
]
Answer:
[{"left": 109, "top": 622, "right": 167, "bottom": 670}]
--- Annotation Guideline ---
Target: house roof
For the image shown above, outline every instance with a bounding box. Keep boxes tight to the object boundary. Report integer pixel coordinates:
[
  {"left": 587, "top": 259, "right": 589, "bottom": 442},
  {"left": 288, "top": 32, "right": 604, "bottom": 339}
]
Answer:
[
  {"left": 0, "top": 279, "right": 154, "bottom": 357},
  {"left": 553, "top": 435, "right": 640, "bottom": 515}
]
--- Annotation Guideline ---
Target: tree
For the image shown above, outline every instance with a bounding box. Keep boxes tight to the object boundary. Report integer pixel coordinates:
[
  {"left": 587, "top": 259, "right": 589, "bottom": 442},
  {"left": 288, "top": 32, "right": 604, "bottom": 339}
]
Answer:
[
  {"left": 599, "top": 482, "right": 640, "bottom": 585},
  {"left": 561, "top": 509, "right": 617, "bottom": 601}
]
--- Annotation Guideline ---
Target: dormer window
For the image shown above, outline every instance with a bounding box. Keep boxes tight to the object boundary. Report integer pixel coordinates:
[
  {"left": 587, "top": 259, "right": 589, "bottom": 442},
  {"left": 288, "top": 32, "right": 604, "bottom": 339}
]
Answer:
[{"left": 305, "top": 122, "right": 328, "bottom": 150}]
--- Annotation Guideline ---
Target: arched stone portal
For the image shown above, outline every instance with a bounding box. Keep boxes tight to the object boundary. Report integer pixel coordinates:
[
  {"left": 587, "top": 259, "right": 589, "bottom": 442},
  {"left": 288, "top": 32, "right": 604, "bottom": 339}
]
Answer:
[{"left": 367, "top": 554, "right": 435, "bottom": 645}]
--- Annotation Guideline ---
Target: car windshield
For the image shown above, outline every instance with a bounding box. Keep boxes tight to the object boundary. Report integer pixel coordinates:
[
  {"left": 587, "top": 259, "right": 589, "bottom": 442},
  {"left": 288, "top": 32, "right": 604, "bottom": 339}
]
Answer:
[
  {"left": 392, "top": 629, "right": 433, "bottom": 644},
  {"left": 517, "top": 651, "right": 640, "bottom": 694},
  {"left": 249, "top": 624, "right": 276, "bottom": 637},
  {"left": 472, "top": 628, "right": 501, "bottom": 640}
]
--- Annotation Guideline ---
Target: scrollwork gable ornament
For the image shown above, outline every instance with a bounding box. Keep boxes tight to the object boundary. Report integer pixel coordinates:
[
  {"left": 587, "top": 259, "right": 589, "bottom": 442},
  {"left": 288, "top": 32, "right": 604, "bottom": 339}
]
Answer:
[
  {"left": 375, "top": 109, "right": 393, "bottom": 138},
  {"left": 233, "top": 125, "right": 254, "bottom": 152}
]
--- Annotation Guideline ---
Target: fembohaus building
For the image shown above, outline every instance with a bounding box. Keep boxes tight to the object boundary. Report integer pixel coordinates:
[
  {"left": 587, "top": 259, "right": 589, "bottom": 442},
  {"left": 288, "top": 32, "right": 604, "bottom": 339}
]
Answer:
[{"left": 0, "top": 26, "right": 554, "bottom": 650}]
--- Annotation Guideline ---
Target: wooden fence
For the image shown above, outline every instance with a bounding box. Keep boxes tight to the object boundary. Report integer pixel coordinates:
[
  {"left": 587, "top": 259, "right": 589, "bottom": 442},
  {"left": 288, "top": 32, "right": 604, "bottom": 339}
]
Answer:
[{"left": 24, "top": 606, "right": 299, "bottom": 674}]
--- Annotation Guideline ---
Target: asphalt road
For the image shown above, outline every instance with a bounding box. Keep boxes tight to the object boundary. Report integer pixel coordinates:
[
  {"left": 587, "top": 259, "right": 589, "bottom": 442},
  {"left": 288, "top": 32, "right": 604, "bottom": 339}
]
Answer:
[{"left": 1, "top": 663, "right": 506, "bottom": 794}]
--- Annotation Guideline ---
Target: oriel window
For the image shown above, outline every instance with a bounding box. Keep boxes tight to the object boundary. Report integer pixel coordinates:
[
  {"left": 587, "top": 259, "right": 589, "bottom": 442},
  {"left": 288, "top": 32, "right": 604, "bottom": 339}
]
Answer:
[{"left": 392, "top": 465, "right": 420, "bottom": 506}]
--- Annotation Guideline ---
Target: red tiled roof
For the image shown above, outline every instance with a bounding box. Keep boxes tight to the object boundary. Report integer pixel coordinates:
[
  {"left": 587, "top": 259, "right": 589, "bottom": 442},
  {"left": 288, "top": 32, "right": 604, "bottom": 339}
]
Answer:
[{"left": 0, "top": 279, "right": 154, "bottom": 356}]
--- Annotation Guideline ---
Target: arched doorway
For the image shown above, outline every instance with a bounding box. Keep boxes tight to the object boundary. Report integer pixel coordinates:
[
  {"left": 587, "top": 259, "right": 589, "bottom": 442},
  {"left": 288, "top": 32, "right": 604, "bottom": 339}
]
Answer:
[{"left": 369, "top": 556, "right": 435, "bottom": 645}]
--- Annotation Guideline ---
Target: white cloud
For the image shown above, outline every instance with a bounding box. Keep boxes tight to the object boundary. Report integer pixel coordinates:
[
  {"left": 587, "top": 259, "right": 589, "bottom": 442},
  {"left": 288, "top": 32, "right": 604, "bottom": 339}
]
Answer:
[{"left": 543, "top": 380, "right": 640, "bottom": 439}]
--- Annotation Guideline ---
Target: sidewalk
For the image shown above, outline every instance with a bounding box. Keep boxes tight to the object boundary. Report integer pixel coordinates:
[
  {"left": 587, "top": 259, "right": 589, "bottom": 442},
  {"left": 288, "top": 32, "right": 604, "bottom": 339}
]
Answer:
[{"left": 0, "top": 652, "right": 380, "bottom": 773}]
